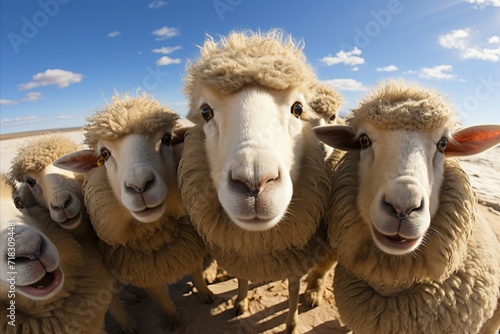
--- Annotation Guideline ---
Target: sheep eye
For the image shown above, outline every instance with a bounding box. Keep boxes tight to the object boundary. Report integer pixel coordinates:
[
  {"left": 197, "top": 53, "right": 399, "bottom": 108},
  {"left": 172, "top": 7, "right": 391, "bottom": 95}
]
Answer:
[
  {"left": 26, "top": 178, "right": 37, "bottom": 187},
  {"left": 201, "top": 104, "right": 214, "bottom": 122},
  {"left": 14, "top": 197, "right": 23, "bottom": 209},
  {"left": 359, "top": 134, "right": 371, "bottom": 149},
  {"left": 100, "top": 147, "right": 111, "bottom": 161},
  {"left": 162, "top": 133, "right": 173, "bottom": 146},
  {"left": 329, "top": 114, "right": 336, "bottom": 122},
  {"left": 437, "top": 137, "right": 447, "bottom": 152},
  {"left": 291, "top": 102, "right": 303, "bottom": 118}
]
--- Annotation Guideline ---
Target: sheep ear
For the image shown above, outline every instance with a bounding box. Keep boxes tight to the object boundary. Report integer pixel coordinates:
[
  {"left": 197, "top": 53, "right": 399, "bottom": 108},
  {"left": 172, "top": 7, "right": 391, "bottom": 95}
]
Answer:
[
  {"left": 53, "top": 150, "right": 100, "bottom": 174},
  {"left": 445, "top": 124, "right": 500, "bottom": 157},
  {"left": 314, "top": 125, "right": 360, "bottom": 151},
  {"left": 172, "top": 126, "right": 192, "bottom": 145}
]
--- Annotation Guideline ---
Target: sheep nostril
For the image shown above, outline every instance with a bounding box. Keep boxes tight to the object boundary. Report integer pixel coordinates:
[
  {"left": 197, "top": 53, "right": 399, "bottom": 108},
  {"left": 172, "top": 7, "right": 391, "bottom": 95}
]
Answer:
[{"left": 63, "top": 195, "right": 72, "bottom": 208}]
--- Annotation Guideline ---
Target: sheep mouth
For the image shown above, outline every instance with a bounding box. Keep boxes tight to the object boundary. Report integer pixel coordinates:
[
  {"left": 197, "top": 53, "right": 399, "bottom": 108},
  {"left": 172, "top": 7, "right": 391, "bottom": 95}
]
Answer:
[
  {"left": 132, "top": 203, "right": 165, "bottom": 221},
  {"left": 59, "top": 211, "right": 82, "bottom": 229},
  {"left": 373, "top": 228, "right": 420, "bottom": 252},
  {"left": 17, "top": 267, "right": 63, "bottom": 299}
]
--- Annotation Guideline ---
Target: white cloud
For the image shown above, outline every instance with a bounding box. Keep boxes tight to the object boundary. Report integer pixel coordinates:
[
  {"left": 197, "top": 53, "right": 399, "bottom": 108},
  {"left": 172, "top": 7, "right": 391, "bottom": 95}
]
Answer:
[
  {"left": 152, "top": 26, "right": 179, "bottom": 41},
  {"left": 151, "top": 46, "right": 181, "bottom": 54},
  {"left": 419, "top": 65, "right": 455, "bottom": 80},
  {"left": 156, "top": 56, "right": 181, "bottom": 66},
  {"left": 0, "top": 115, "right": 40, "bottom": 126},
  {"left": 488, "top": 36, "right": 500, "bottom": 44},
  {"left": 107, "top": 31, "right": 121, "bottom": 38},
  {"left": 1, "top": 92, "right": 44, "bottom": 106},
  {"left": 22, "top": 92, "right": 43, "bottom": 102},
  {"left": 466, "top": 0, "right": 500, "bottom": 9},
  {"left": 438, "top": 29, "right": 469, "bottom": 49},
  {"left": 0, "top": 99, "right": 18, "bottom": 105},
  {"left": 18, "top": 69, "right": 83, "bottom": 90},
  {"left": 322, "top": 79, "right": 367, "bottom": 91},
  {"left": 351, "top": 66, "right": 360, "bottom": 72},
  {"left": 376, "top": 65, "right": 399, "bottom": 72},
  {"left": 149, "top": 1, "right": 167, "bottom": 9},
  {"left": 320, "top": 47, "right": 365, "bottom": 67},
  {"left": 439, "top": 29, "right": 500, "bottom": 62}
]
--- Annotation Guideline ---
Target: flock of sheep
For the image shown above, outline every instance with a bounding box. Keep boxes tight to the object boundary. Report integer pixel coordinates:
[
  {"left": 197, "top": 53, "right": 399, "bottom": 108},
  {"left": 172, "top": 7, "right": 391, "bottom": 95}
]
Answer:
[{"left": 1, "top": 29, "right": 500, "bottom": 334}]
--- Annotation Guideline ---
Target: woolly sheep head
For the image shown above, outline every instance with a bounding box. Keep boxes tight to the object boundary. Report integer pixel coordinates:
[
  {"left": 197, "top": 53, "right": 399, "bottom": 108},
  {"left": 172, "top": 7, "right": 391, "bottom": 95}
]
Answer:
[
  {"left": 0, "top": 173, "right": 65, "bottom": 302},
  {"left": 183, "top": 30, "right": 326, "bottom": 231},
  {"left": 8, "top": 135, "right": 85, "bottom": 230},
  {"left": 315, "top": 79, "right": 500, "bottom": 256},
  {"left": 54, "top": 93, "right": 184, "bottom": 223}
]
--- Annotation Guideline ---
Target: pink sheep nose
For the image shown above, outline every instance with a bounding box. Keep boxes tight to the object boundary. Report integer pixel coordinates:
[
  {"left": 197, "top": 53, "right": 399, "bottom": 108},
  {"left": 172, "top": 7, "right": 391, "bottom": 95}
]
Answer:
[{"left": 229, "top": 173, "right": 279, "bottom": 197}]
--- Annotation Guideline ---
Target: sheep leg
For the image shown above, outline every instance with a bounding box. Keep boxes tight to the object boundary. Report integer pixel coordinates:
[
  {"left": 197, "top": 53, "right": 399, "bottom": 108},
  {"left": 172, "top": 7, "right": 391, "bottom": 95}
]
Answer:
[
  {"left": 304, "top": 254, "right": 337, "bottom": 307},
  {"left": 234, "top": 278, "right": 249, "bottom": 316},
  {"left": 108, "top": 294, "right": 138, "bottom": 334},
  {"left": 284, "top": 276, "right": 300, "bottom": 334},
  {"left": 144, "top": 285, "right": 181, "bottom": 329},
  {"left": 192, "top": 265, "right": 215, "bottom": 303}
]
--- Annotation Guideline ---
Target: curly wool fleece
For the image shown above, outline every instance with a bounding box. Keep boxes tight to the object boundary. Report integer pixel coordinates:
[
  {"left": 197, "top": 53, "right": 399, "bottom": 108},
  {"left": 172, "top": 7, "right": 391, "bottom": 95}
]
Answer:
[
  {"left": 183, "top": 30, "right": 318, "bottom": 124},
  {"left": 9, "top": 135, "right": 81, "bottom": 182},
  {"left": 82, "top": 166, "right": 207, "bottom": 287},
  {"left": 84, "top": 92, "right": 179, "bottom": 149},
  {"left": 347, "top": 79, "right": 460, "bottom": 132}
]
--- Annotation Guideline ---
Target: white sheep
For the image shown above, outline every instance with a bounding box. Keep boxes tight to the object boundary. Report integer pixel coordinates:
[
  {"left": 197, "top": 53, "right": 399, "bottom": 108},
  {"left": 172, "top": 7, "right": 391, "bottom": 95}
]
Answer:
[
  {"left": 54, "top": 92, "right": 214, "bottom": 329},
  {"left": 9, "top": 135, "right": 138, "bottom": 333},
  {"left": 314, "top": 79, "right": 500, "bottom": 333},
  {"left": 9, "top": 135, "right": 90, "bottom": 236},
  {"left": 0, "top": 173, "right": 114, "bottom": 334},
  {"left": 178, "top": 30, "right": 335, "bottom": 333}
]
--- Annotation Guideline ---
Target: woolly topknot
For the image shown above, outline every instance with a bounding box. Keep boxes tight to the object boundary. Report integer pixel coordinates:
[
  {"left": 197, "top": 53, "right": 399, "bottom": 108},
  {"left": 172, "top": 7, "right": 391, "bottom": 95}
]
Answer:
[
  {"left": 348, "top": 79, "right": 460, "bottom": 131},
  {"left": 9, "top": 135, "right": 81, "bottom": 182},
  {"left": 308, "top": 83, "right": 343, "bottom": 119},
  {"left": 184, "top": 30, "right": 318, "bottom": 123},
  {"left": 84, "top": 92, "right": 179, "bottom": 149}
]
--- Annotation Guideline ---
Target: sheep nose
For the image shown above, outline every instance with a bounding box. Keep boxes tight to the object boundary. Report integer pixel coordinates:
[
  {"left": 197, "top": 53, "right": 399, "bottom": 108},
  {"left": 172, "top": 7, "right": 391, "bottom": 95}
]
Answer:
[
  {"left": 125, "top": 174, "right": 155, "bottom": 194},
  {"left": 230, "top": 173, "right": 278, "bottom": 197},
  {"left": 13, "top": 226, "right": 43, "bottom": 260},
  {"left": 50, "top": 194, "right": 72, "bottom": 211},
  {"left": 382, "top": 197, "right": 424, "bottom": 221}
]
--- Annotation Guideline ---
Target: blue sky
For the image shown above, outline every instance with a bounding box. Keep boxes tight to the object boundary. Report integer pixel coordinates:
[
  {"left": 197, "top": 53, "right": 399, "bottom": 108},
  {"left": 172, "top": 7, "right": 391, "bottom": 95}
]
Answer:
[{"left": 1, "top": 0, "right": 499, "bottom": 135}]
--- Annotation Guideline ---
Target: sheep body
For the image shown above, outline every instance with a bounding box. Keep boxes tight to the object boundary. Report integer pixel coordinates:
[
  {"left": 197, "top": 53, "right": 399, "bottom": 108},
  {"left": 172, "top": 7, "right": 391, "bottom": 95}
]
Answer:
[{"left": 317, "top": 80, "right": 500, "bottom": 333}]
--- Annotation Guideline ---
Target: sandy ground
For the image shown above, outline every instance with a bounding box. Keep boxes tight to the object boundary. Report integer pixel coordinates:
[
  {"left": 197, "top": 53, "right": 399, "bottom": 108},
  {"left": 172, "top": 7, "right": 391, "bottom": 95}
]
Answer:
[{"left": 1, "top": 129, "right": 499, "bottom": 334}]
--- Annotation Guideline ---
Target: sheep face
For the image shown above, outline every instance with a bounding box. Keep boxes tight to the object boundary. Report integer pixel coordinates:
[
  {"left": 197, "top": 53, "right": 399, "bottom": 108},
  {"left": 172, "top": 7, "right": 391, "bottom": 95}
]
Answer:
[
  {"left": 95, "top": 130, "right": 177, "bottom": 223},
  {"left": 21, "top": 165, "right": 84, "bottom": 230},
  {"left": 0, "top": 183, "right": 64, "bottom": 302},
  {"left": 196, "top": 85, "right": 308, "bottom": 231},
  {"left": 355, "top": 124, "right": 445, "bottom": 255},
  {"left": 316, "top": 121, "right": 500, "bottom": 256}
]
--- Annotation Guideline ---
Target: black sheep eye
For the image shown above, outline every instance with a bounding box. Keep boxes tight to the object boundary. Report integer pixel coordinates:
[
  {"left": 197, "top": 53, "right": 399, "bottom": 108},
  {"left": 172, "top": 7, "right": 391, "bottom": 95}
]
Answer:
[
  {"left": 26, "top": 178, "right": 37, "bottom": 187},
  {"left": 100, "top": 147, "right": 111, "bottom": 161},
  {"left": 201, "top": 104, "right": 214, "bottom": 122},
  {"left": 329, "top": 114, "right": 336, "bottom": 122},
  {"left": 14, "top": 197, "right": 23, "bottom": 209},
  {"left": 359, "top": 134, "right": 371, "bottom": 149},
  {"left": 437, "top": 137, "right": 447, "bottom": 152},
  {"left": 162, "top": 133, "right": 173, "bottom": 146},
  {"left": 291, "top": 102, "right": 303, "bottom": 118}
]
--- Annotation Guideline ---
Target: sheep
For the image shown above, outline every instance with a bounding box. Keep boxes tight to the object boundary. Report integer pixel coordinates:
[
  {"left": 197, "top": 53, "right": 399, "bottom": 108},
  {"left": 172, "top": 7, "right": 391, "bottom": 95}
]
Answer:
[
  {"left": 9, "top": 136, "right": 138, "bottom": 333},
  {"left": 178, "top": 29, "right": 335, "bottom": 333},
  {"left": 8, "top": 135, "right": 91, "bottom": 237},
  {"left": 314, "top": 79, "right": 500, "bottom": 333},
  {"left": 53, "top": 92, "right": 214, "bottom": 329},
  {"left": 0, "top": 173, "right": 113, "bottom": 334}
]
